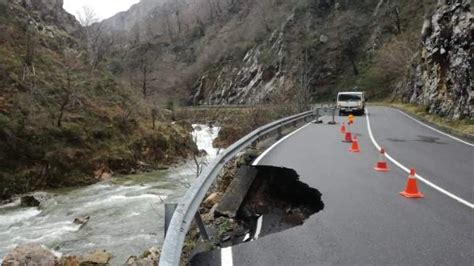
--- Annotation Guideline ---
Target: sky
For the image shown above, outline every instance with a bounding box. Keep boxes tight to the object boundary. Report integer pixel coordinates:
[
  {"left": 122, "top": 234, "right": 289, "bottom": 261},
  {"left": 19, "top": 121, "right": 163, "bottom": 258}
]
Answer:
[{"left": 63, "top": 0, "right": 140, "bottom": 21}]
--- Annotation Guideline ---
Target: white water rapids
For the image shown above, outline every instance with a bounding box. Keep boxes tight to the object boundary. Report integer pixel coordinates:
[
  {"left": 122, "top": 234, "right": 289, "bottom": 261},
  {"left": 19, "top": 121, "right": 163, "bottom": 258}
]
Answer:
[{"left": 0, "top": 124, "right": 220, "bottom": 264}]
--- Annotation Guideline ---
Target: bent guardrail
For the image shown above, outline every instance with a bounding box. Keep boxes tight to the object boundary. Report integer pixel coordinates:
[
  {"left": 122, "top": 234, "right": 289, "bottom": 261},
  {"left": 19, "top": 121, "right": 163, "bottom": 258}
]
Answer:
[{"left": 159, "top": 109, "right": 324, "bottom": 265}]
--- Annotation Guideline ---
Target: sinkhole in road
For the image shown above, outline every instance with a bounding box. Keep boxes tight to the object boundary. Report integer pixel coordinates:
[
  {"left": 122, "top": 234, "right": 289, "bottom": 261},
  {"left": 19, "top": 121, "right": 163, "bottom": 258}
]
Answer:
[
  {"left": 190, "top": 166, "right": 324, "bottom": 265},
  {"left": 237, "top": 166, "right": 325, "bottom": 240}
]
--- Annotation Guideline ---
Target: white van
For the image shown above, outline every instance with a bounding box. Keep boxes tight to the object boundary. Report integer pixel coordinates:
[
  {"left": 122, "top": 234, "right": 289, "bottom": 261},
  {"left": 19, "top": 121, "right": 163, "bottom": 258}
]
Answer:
[{"left": 336, "top": 91, "right": 366, "bottom": 116}]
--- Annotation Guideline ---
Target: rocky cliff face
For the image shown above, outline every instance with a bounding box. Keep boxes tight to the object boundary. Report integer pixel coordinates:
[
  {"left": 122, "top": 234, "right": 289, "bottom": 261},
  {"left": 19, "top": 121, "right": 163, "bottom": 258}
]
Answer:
[
  {"left": 191, "top": 0, "right": 380, "bottom": 105},
  {"left": 10, "top": 0, "right": 80, "bottom": 34},
  {"left": 403, "top": 0, "right": 472, "bottom": 120},
  {"left": 192, "top": 15, "right": 295, "bottom": 105}
]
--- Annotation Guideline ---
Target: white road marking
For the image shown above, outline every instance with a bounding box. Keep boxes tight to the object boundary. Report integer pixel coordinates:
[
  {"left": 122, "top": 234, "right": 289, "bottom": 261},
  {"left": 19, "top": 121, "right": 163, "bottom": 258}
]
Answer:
[
  {"left": 220, "top": 215, "right": 263, "bottom": 265},
  {"left": 253, "top": 215, "right": 263, "bottom": 240},
  {"left": 221, "top": 246, "right": 233, "bottom": 266},
  {"left": 366, "top": 108, "right": 474, "bottom": 209},
  {"left": 252, "top": 123, "right": 312, "bottom": 166},
  {"left": 397, "top": 109, "right": 474, "bottom": 147}
]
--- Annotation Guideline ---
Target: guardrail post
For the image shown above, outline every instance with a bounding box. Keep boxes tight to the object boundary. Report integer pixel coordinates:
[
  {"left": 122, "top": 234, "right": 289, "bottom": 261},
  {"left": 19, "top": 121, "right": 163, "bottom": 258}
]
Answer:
[
  {"left": 251, "top": 140, "right": 258, "bottom": 148},
  {"left": 164, "top": 203, "right": 178, "bottom": 238},
  {"left": 313, "top": 108, "right": 322, "bottom": 124},
  {"left": 194, "top": 212, "right": 210, "bottom": 241},
  {"left": 277, "top": 127, "right": 283, "bottom": 140},
  {"left": 328, "top": 107, "right": 336, "bottom": 125}
]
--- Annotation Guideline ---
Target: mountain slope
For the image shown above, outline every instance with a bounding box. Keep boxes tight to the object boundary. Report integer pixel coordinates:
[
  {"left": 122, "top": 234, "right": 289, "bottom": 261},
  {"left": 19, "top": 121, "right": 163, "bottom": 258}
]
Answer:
[{"left": 0, "top": 0, "right": 195, "bottom": 200}]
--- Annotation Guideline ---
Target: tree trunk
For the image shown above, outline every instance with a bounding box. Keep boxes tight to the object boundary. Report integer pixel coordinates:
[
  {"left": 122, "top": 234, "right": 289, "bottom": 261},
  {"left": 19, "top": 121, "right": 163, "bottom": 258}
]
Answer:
[{"left": 142, "top": 65, "right": 148, "bottom": 98}]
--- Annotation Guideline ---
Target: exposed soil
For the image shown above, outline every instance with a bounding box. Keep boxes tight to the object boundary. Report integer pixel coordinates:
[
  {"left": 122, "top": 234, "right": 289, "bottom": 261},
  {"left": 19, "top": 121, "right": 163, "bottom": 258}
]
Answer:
[{"left": 189, "top": 165, "right": 324, "bottom": 264}]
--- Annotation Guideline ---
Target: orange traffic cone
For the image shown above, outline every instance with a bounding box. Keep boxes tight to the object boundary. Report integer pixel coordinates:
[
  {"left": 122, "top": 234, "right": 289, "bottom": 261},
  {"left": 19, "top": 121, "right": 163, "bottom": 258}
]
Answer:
[
  {"left": 343, "top": 131, "right": 352, "bottom": 142},
  {"left": 400, "top": 169, "right": 424, "bottom": 198},
  {"left": 349, "top": 136, "right": 360, "bottom": 153},
  {"left": 374, "top": 148, "right": 389, "bottom": 172},
  {"left": 340, "top": 122, "right": 346, "bottom": 134},
  {"left": 348, "top": 114, "right": 354, "bottom": 125}
]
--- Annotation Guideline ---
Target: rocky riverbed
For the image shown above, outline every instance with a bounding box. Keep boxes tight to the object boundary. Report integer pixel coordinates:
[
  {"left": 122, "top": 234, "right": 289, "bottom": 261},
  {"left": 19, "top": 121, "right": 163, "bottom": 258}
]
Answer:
[{"left": 0, "top": 124, "right": 220, "bottom": 265}]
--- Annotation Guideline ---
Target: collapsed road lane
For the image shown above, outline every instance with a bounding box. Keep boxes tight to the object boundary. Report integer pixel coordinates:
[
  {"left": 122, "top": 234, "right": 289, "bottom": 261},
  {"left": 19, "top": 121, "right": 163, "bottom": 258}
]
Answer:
[{"left": 192, "top": 106, "right": 473, "bottom": 266}]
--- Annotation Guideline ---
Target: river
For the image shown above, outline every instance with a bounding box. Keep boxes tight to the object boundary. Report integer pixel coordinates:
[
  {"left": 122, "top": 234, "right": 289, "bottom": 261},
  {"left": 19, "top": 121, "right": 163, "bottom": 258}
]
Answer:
[{"left": 0, "top": 124, "right": 220, "bottom": 264}]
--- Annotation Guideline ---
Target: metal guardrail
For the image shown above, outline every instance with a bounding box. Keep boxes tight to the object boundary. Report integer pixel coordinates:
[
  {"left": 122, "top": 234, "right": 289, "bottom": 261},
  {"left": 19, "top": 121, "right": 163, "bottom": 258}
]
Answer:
[{"left": 159, "top": 110, "right": 318, "bottom": 265}]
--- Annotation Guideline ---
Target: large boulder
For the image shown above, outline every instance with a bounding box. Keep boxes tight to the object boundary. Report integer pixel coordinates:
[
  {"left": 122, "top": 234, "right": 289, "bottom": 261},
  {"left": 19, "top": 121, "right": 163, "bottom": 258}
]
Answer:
[
  {"left": 20, "top": 195, "right": 40, "bottom": 207},
  {"left": 78, "top": 250, "right": 112, "bottom": 265},
  {"left": 1, "top": 244, "right": 58, "bottom": 266}
]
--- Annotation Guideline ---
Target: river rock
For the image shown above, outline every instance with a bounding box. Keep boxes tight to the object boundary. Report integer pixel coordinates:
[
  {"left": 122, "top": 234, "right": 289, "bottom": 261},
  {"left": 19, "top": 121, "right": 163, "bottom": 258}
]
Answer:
[
  {"left": 126, "top": 247, "right": 160, "bottom": 266},
  {"left": 203, "top": 192, "right": 222, "bottom": 209},
  {"left": 79, "top": 250, "right": 112, "bottom": 265},
  {"left": 197, "top": 149, "right": 208, "bottom": 157},
  {"left": 1, "top": 244, "right": 58, "bottom": 266},
  {"left": 59, "top": 256, "right": 80, "bottom": 266},
  {"left": 20, "top": 195, "right": 40, "bottom": 207},
  {"left": 73, "top": 216, "right": 90, "bottom": 229}
]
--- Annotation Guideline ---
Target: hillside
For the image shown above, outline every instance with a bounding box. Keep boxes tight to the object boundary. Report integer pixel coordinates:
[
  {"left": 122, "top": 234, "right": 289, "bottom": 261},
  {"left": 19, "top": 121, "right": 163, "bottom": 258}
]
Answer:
[
  {"left": 0, "top": 0, "right": 196, "bottom": 201},
  {"left": 99, "top": 0, "right": 471, "bottom": 120}
]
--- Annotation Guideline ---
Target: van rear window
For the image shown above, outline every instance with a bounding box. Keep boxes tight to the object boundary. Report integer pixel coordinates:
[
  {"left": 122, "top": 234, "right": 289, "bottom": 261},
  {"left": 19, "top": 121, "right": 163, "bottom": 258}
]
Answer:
[{"left": 338, "top": 94, "right": 361, "bottom": 101}]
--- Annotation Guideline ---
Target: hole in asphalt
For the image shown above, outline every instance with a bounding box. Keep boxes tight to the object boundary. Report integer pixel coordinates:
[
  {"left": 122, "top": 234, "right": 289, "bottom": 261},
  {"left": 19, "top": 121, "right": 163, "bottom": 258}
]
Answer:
[
  {"left": 237, "top": 166, "right": 324, "bottom": 239},
  {"left": 190, "top": 166, "right": 324, "bottom": 265}
]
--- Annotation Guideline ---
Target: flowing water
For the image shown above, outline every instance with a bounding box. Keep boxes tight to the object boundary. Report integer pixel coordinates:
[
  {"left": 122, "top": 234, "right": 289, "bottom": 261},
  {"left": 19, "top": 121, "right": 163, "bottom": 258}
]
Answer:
[{"left": 0, "top": 124, "right": 220, "bottom": 264}]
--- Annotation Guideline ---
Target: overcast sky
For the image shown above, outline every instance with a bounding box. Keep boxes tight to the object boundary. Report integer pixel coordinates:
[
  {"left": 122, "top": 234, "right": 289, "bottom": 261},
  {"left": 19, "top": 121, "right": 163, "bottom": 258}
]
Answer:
[{"left": 64, "top": 0, "right": 140, "bottom": 21}]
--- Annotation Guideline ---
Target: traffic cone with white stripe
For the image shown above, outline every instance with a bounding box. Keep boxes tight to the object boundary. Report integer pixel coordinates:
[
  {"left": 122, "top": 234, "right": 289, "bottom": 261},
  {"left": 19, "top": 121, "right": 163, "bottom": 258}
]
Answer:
[
  {"left": 340, "top": 122, "right": 346, "bottom": 134},
  {"left": 400, "top": 168, "right": 424, "bottom": 198},
  {"left": 374, "top": 148, "right": 389, "bottom": 172},
  {"left": 349, "top": 136, "right": 360, "bottom": 153}
]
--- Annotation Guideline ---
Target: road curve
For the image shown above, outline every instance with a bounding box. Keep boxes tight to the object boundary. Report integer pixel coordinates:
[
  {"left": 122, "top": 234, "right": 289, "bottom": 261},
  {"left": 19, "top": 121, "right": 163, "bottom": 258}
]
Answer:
[{"left": 193, "top": 106, "right": 474, "bottom": 265}]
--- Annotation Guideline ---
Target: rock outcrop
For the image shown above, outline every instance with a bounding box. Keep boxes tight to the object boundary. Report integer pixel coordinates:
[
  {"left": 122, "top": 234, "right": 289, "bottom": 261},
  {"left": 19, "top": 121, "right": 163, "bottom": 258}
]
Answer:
[
  {"left": 192, "top": 15, "right": 295, "bottom": 105},
  {"left": 1, "top": 244, "right": 58, "bottom": 266},
  {"left": 10, "top": 0, "right": 81, "bottom": 34},
  {"left": 403, "top": 0, "right": 472, "bottom": 120}
]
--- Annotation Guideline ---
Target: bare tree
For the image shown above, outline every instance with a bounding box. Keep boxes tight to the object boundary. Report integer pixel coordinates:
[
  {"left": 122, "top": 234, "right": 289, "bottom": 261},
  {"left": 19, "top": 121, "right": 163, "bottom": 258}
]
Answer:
[
  {"left": 139, "top": 54, "right": 155, "bottom": 98},
  {"left": 127, "top": 43, "right": 158, "bottom": 98},
  {"left": 22, "top": 21, "right": 36, "bottom": 82},
  {"left": 76, "top": 7, "right": 112, "bottom": 70},
  {"left": 331, "top": 10, "right": 365, "bottom": 76},
  {"left": 374, "top": 37, "right": 415, "bottom": 82},
  {"left": 57, "top": 48, "right": 82, "bottom": 127}
]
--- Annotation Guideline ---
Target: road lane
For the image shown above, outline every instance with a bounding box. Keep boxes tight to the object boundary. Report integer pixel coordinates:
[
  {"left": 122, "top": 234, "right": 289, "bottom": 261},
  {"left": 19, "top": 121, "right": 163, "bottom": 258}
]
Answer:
[
  {"left": 193, "top": 107, "right": 474, "bottom": 265},
  {"left": 367, "top": 107, "right": 474, "bottom": 203}
]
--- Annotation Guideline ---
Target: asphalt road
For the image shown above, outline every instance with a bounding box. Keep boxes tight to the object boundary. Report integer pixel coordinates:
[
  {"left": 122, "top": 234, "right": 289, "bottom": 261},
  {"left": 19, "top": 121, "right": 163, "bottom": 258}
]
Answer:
[{"left": 193, "top": 106, "right": 474, "bottom": 265}]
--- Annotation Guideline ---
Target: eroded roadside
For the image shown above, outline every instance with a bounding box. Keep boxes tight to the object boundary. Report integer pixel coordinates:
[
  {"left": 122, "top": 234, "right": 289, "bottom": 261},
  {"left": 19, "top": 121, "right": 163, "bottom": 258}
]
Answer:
[{"left": 183, "top": 154, "right": 324, "bottom": 265}]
